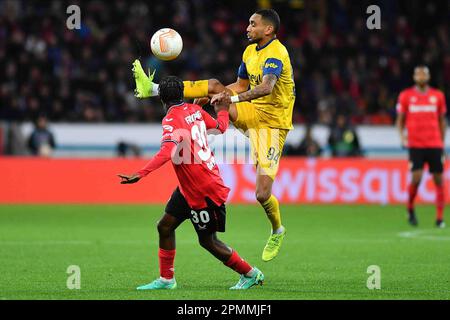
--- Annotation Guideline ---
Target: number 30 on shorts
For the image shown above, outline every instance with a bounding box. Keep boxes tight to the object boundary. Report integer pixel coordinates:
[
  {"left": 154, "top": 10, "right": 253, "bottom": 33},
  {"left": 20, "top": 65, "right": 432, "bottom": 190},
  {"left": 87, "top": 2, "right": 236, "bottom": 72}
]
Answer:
[{"left": 190, "top": 210, "right": 210, "bottom": 224}]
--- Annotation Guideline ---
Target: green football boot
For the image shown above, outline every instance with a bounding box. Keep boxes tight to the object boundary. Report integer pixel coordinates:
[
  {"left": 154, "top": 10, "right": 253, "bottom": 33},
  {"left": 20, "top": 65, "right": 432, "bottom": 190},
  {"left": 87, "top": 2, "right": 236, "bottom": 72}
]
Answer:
[
  {"left": 230, "top": 268, "right": 264, "bottom": 290},
  {"left": 136, "top": 277, "right": 177, "bottom": 290},
  {"left": 132, "top": 59, "right": 156, "bottom": 98},
  {"left": 262, "top": 227, "right": 286, "bottom": 262}
]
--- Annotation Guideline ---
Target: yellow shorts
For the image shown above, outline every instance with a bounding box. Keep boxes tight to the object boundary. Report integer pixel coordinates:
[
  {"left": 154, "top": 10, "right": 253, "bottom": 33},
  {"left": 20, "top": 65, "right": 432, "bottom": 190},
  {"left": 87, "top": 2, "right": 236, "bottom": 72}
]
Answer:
[{"left": 233, "top": 101, "right": 289, "bottom": 179}]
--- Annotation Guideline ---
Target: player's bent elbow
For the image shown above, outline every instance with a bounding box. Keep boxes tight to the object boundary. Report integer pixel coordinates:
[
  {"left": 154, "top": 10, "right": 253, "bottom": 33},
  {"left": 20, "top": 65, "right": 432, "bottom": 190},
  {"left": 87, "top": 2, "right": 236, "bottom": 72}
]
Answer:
[{"left": 261, "top": 85, "right": 273, "bottom": 96}]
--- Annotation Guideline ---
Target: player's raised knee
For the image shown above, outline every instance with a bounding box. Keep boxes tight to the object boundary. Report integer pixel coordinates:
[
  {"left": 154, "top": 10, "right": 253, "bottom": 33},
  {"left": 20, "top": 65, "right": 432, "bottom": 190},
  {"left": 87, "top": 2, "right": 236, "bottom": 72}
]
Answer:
[{"left": 208, "top": 78, "right": 225, "bottom": 94}]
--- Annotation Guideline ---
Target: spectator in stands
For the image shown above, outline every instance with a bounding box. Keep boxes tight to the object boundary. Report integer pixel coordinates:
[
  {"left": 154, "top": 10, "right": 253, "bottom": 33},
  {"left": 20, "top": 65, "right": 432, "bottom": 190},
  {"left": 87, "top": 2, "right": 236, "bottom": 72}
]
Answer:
[
  {"left": 117, "top": 141, "right": 142, "bottom": 158},
  {"left": 328, "top": 114, "right": 362, "bottom": 157},
  {"left": 0, "top": 0, "right": 448, "bottom": 125},
  {"left": 284, "top": 125, "right": 322, "bottom": 157},
  {"left": 27, "top": 115, "right": 56, "bottom": 157}
]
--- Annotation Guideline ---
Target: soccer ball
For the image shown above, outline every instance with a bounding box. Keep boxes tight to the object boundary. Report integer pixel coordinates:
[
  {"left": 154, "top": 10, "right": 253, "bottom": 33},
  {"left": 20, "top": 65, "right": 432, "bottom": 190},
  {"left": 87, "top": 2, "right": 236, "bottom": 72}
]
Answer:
[{"left": 150, "top": 28, "right": 183, "bottom": 61}]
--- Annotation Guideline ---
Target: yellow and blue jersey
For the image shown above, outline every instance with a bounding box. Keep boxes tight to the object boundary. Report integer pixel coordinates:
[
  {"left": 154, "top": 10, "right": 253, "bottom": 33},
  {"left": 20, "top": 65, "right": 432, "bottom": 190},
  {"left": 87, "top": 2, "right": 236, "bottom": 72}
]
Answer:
[{"left": 238, "top": 38, "right": 295, "bottom": 129}]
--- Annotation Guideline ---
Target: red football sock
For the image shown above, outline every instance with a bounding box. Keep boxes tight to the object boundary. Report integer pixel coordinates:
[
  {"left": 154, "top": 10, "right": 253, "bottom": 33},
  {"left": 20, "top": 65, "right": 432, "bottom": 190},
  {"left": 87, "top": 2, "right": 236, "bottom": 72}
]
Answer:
[
  {"left": 436, "top": 184, "right": 445, "bottom": 221},
  {"left": 158, "top": 248, "right": 176, "bottom": 279},
  {"left": 224, "top": 250, "right": 252, "bottom": 275},
  {"left": 408, "top": 184, "right": 419, "bottom": 211}
]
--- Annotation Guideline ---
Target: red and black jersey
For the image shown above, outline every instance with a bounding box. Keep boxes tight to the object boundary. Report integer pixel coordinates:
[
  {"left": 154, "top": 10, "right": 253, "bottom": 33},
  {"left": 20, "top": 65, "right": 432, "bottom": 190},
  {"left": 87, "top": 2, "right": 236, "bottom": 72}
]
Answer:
[
  {"left": 396, "top": 86, "right": 447, "bottom": 148},
  {"left": 137, "top": 102, "right": 230, "bottom": 209}
]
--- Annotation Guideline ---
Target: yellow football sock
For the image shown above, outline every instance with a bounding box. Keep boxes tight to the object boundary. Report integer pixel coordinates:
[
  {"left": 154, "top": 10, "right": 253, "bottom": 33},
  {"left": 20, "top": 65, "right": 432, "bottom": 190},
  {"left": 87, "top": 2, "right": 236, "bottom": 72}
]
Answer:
[
  {"left": 261, "top": 195, "right": 282, "bottom": 231},
  {"left": 183, "top": 80, "right": 209, "bottom": 98}
]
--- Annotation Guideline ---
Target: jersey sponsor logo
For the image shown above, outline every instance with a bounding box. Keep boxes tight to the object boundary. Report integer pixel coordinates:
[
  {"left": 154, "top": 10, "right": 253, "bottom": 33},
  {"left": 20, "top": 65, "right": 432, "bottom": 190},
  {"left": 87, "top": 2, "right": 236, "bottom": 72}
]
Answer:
[
  {"left": 163, "top": 124, "right": 174, "bottom": 132},
  {"left": 184, "top": 110, "right": 202, "bottom": 124},
  {"left": 264, "top": 62, "right": 279, "bottom": 69},
  {"left": 409, "top": 104, "right": 437, "bottom": 113}
]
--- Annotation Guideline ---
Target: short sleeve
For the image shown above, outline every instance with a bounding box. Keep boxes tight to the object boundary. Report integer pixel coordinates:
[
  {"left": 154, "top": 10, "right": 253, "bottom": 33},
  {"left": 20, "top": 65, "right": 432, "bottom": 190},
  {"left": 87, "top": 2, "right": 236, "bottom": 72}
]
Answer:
[
  {"left": 262, "top": 58, "right": 283, "bottom": 78},
  {"left": 237, "top": 61, "right": 249, "bottom": 79}
]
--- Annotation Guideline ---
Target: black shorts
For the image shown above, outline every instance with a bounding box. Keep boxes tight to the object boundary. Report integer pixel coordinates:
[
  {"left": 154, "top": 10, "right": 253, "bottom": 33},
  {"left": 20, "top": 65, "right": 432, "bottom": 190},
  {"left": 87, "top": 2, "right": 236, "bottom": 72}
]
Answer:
[
  {"left": 408, "top": 148, "right": 444, "bottom": 173},
  {"left": 165, "top": 187, "right": 226, "bottom": 234}
]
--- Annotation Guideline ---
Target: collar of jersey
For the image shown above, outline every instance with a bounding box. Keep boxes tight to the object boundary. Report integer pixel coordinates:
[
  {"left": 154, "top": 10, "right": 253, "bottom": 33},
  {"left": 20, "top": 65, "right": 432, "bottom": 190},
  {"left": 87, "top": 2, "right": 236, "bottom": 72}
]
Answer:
[
  {"left": 413, "top": 86, "right": 430, "bottom": 95},
  {"left": 256, "top": 37, "right": 277, "bottom": 51},
  {"left": 166, "top": 102, "right": 185, "bottom": 114}
]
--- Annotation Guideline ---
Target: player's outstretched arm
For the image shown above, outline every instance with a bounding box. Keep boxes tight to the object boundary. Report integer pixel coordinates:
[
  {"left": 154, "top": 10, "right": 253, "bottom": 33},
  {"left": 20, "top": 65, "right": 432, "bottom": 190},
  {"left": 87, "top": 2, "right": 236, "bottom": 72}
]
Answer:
[
  {"left": 211, "top": 74, "right": 277, "bottom": 105},
  {"left": 117, "top": 142, "right": 175, "bottom": 184},
  {"left": 201, "top": 95, "right": 230, "bottom": 134},
  {"left": 117, "top": 174, "right": 141, "bottom": 184}
]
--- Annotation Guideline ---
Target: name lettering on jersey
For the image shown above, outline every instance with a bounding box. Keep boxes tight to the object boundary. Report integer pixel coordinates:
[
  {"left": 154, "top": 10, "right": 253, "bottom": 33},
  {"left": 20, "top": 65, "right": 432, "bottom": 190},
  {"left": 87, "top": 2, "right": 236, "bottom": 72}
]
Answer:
[
  {"left": 409, "top": 105, "right": 437, "bottom": 113},
  {"left": 184, "top": 110, "right": 202, "bottom": 125},
  {"left": 163, "top": 124, "right": 174, "bottom": 132}
]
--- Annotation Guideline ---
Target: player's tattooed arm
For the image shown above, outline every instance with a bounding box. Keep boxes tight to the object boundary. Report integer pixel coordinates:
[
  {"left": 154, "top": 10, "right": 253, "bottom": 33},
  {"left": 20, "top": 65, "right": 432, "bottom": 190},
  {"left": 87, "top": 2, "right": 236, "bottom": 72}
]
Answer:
[
  {"left": 236, "top": 74, "right": 277, "bottom": 102},
  {"left": 211, "top": 74, "right": 277, "bottom": 105}
]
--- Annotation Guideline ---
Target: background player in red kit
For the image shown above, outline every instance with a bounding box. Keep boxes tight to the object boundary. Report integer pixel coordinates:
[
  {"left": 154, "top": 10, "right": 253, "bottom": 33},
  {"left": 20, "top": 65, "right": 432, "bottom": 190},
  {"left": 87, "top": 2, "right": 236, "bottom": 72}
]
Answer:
[
  {"left": 396, "top": 66, "right": 447, "bottom": 228},
  {"left": 118, "top": 76, "right": 264, "bottom": 290}
]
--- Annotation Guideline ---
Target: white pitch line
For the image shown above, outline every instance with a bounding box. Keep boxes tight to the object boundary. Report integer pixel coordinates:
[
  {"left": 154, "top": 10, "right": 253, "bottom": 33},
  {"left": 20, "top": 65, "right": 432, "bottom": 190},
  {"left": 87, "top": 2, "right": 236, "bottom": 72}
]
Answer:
[
  {"left": 0, "top": 240, "right": 93, "bottom": 245},
  {"left": 397, "top": 229, "right": 450, "bottom": 241}
]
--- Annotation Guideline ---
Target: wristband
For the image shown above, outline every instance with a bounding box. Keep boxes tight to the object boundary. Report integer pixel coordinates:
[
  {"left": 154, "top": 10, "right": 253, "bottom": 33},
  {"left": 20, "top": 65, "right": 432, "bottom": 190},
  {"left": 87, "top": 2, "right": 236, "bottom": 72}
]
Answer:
[{"left": 230, "top": 95, "right": 240, "bottom": 103}]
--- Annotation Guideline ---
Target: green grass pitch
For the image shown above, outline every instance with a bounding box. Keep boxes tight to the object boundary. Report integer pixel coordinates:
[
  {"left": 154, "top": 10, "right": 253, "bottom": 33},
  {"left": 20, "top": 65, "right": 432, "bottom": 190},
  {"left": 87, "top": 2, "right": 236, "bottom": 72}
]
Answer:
[{"left": 0, "top": 204, "right": 449, "bottom": 300}]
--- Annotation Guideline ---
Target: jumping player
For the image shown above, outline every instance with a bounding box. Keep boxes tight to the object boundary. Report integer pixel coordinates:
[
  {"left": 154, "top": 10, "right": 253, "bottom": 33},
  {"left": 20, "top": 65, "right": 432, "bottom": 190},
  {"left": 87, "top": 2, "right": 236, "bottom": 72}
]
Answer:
[
  {"left": 133, "top": 9, "right": 294, "bottom": 261},
  {"left": 396, "top": 66, "right": 447, "bottom": 228},
  {"left": 118, "top": 76, "right": 264, "bottom": 290}
]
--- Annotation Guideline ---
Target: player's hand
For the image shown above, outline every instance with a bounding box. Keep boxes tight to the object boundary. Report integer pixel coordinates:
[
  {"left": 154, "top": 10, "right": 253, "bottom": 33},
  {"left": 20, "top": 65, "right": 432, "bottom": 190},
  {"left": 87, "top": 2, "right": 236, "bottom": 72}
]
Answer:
[
  {"left": 401, "top": 135, "right": 408, "bottom": 149},
  {"left": 211, "top": 91, "right": 231, "bottom": 105},
  {"left": 211, "top": 91, "right": 231, "bottom": 113},
  {"left": 193, "top": 97, "right": 210, "bottom": 107},
  {"left": 117, "top": 173, "right": 141, "bottom": 184}
]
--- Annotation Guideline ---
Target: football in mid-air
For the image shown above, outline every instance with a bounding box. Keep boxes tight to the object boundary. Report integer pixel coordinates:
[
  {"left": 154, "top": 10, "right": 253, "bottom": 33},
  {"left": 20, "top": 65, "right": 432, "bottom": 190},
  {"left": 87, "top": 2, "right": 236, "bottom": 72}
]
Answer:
[{"left": 150, "top": 28, "right": 183, "bottom": 61}]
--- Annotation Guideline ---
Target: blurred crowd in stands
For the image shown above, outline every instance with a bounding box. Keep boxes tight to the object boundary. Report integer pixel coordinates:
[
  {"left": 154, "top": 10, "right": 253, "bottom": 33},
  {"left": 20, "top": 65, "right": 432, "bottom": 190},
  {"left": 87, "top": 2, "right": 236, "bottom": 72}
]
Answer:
[{"left": 1, "top": 0, "right": 449, "bottom": 126}]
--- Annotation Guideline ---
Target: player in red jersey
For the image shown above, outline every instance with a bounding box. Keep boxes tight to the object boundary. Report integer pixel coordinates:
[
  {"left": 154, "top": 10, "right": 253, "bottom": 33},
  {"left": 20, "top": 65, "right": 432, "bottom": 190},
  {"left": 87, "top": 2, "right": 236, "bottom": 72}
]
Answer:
[
  {"left": 118, "top": 76, "right": 264, "bottom": 290},
  {"left": 396, "top": 66, "right": 447, "bottom": 228}
]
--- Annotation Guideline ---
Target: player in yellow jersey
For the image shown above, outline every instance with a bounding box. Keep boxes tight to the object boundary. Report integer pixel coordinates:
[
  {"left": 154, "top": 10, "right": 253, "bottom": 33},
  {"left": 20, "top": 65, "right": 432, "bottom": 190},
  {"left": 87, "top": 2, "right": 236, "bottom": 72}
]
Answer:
[{"left": 133, "top": 9, "right": 295, "bottom": 262}]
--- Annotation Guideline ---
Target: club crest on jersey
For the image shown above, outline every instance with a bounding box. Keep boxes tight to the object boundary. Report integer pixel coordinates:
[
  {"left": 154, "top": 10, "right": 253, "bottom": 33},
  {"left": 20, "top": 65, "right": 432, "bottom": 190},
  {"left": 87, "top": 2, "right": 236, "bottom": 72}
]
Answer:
[
  {"left": 429, "top": 96, "right": 437, "bottom": 104},
  {"left": 410, "top": 96, "right": 417, "bottom": 103},
  {"left": 185, "top": 110, "right": 202, "bottom": 124}
]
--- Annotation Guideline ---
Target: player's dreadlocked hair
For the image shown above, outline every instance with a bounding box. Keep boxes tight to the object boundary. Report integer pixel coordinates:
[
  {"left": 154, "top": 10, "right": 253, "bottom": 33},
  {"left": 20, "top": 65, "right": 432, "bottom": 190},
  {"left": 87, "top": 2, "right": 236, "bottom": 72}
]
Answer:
[
  {"left": 159, "top": 76, "right": 184, "bottom": 107},
  {"left": 255, "top": 9, "right": 280, "bottom": 34}
]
